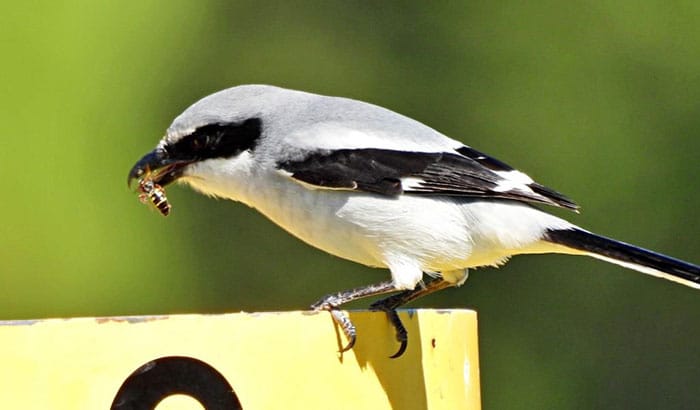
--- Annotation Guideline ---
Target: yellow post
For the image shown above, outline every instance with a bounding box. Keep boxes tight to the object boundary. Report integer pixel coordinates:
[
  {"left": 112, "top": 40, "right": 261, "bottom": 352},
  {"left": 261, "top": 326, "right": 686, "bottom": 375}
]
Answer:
[{"left": 0, "top": 309, "right": 480, "bottom": 409}]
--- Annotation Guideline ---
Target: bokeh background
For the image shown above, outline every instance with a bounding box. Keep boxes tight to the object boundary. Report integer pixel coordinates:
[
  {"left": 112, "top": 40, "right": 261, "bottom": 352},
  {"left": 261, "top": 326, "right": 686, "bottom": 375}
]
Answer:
[{"left": 2, "top": 2, "right": 699, "bottom": 408}]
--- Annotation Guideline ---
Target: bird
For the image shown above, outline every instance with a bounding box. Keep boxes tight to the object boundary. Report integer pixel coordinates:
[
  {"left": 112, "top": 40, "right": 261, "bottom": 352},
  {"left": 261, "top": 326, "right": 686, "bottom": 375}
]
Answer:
[{"left": 128, "top": 84, "right": 700, "bottom": 357}]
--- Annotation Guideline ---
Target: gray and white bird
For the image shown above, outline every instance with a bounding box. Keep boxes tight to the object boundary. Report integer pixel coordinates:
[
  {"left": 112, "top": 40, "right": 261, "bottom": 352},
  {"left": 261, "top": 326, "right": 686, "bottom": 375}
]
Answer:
[{"left": 128, "top": 85, "right": 700, "bottom": 356}]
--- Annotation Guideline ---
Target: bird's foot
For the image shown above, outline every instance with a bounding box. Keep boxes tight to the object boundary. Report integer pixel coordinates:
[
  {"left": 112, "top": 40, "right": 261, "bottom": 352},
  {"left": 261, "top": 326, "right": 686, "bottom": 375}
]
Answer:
[
  {"left": 311, "top": 296, "right": 357, "bottom": 353},
  {"left": 369, "top": 298, "right": 408, "bottom": 358},
  {"left": 310, "top": 280, "right": 397, "bottom": 354}
]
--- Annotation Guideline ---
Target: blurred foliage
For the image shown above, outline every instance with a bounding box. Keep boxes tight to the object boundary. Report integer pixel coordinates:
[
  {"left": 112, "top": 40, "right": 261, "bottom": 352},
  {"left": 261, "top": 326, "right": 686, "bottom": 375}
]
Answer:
[{"left": 1, "top": 1, "right": 699, "bottom": 408}]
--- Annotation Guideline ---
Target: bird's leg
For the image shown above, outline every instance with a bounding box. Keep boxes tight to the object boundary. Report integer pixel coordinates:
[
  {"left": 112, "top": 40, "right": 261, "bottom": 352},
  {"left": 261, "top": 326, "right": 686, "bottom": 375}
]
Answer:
[
  {"left": 370, "top": 276, "right": 455, "bottom": 358},
  {"left": 310, "top": 280, "right": 398, "bottom": 352}
]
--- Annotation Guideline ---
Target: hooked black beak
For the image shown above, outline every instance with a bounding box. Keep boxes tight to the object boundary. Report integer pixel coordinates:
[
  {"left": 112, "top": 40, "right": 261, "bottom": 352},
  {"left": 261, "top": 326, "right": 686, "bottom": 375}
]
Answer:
[{"left": 127, "top": 148, "right": 192, "bottom": 190}]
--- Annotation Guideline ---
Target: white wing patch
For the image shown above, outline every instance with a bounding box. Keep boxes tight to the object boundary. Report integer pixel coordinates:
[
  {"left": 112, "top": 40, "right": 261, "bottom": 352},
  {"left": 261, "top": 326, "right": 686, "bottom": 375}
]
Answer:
[
  {"left": 494, "top": 170, "right": 534, "bottom": 185},
  {"left": 401, "top": 177, "right": 426, "bottom": 190},
  {"left": 492, "top": 170, "right": 535, "bottom": 193}
]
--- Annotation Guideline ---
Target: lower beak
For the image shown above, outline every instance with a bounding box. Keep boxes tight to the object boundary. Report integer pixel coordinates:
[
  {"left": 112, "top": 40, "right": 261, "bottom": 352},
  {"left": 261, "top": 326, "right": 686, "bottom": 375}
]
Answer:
[{"left": 127, "top": 148, "right": 191, "bottom": 189}]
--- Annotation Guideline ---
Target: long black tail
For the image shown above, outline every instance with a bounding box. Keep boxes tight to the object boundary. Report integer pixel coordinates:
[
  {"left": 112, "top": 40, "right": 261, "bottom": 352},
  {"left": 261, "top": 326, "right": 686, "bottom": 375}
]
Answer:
[{"left": 544, "top": 227, "right": 700, "bottom": 289}]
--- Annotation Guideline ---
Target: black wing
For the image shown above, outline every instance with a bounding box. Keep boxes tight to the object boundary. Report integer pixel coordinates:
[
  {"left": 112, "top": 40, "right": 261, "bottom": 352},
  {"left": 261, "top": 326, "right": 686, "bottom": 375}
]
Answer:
[{"left": 277, "top": 147, "right": 579, "bottom": 211}]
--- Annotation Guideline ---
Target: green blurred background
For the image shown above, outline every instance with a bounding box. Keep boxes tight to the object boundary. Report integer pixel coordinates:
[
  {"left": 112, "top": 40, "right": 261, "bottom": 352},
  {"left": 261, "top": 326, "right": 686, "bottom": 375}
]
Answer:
[{"left": 2, "top": 2, "right": 699, "bottom": 408}]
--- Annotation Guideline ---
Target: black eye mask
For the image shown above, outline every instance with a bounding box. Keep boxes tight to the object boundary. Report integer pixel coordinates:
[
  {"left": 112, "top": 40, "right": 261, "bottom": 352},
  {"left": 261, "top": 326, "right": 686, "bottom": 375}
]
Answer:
[{"left": 166, "top": 117, "right": 262, "bottom": 161}]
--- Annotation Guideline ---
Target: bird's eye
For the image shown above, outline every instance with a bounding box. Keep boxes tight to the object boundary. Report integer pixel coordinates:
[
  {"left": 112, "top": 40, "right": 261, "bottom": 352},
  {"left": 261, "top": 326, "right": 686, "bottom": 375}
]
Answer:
[{"left": 190, "top": 134, "right": 208, "bottom": 151}]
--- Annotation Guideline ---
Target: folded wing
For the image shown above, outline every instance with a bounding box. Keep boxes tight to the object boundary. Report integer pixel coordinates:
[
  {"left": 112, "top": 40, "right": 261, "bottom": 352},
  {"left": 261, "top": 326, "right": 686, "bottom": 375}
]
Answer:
[{"left": 277, "top": 146, "right": 579, "bottom": 211}]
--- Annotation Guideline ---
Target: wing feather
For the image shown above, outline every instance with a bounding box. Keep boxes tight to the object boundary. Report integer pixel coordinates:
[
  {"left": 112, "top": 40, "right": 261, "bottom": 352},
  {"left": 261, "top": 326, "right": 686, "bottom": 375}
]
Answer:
[{"left": 277, "top": 147, "right": 579, "bottom": 211}]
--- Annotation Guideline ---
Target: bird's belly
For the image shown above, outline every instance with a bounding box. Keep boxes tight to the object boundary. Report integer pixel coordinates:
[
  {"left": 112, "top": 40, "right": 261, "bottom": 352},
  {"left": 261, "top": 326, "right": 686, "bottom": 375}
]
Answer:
[
  {"left": 247, "top": 183, "right": 482, "bottom": 271},
  {"left": 250, "top": 189, "right": 389, "bottom": 267}
]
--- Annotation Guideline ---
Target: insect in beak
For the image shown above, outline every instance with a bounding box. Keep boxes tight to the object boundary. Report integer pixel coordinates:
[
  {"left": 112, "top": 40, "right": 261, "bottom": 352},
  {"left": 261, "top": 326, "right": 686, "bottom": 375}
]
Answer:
[{"left": 137, "top": 176, "right": 171, "bottom": 216}]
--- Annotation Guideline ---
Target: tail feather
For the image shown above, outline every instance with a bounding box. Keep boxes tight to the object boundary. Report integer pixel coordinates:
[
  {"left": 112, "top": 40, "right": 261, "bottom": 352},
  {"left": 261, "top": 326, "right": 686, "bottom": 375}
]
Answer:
[{"left": 544, "top": 227, "right": 700, "bottom": 289}]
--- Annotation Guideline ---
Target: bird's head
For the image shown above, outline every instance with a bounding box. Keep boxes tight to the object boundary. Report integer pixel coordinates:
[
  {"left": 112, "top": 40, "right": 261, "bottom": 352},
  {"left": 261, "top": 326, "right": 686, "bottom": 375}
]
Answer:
[{"left": 127, "top": 85, "right": 297, "bottom": 199}]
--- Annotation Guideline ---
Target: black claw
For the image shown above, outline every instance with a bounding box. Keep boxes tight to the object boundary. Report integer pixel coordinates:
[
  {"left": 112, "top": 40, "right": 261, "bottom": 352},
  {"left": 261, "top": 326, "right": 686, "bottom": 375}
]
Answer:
[
  {"left": 390, "top": 340, "right": 408, "bottom": 359},
  {"left": 370, "top": 302, "right": 410, "bottom": 358},
  {"left": 339, "top": 335, "right": 356, "bottom": 353},
  {"left": 385, "top": 309, "right": 409, "bottom": 358}
]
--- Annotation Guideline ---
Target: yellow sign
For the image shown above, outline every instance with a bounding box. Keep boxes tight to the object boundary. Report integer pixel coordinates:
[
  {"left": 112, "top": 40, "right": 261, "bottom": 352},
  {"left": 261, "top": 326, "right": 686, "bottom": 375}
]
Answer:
[{"left": 0, "top": 310, "right": 480, "bottom": 409}]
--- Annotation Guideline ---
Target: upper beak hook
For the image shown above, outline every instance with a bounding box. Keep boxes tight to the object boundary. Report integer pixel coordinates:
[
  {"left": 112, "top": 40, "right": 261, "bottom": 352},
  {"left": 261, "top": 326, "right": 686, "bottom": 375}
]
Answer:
[{"left": 127, "top": 149, "right": 167, "bottom": 189}]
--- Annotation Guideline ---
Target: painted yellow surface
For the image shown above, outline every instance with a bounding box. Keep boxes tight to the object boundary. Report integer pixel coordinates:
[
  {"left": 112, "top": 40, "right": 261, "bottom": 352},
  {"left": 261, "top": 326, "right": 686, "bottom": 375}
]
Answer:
[{"left": 0, "top": 310, "right": 480, "bottom": 409}]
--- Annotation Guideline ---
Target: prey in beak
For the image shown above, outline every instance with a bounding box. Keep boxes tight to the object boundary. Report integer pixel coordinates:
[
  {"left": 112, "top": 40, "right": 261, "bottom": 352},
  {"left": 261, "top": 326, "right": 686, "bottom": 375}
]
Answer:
[{"left": 127, "top": 148, "right": 192, "bottom": 216}]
